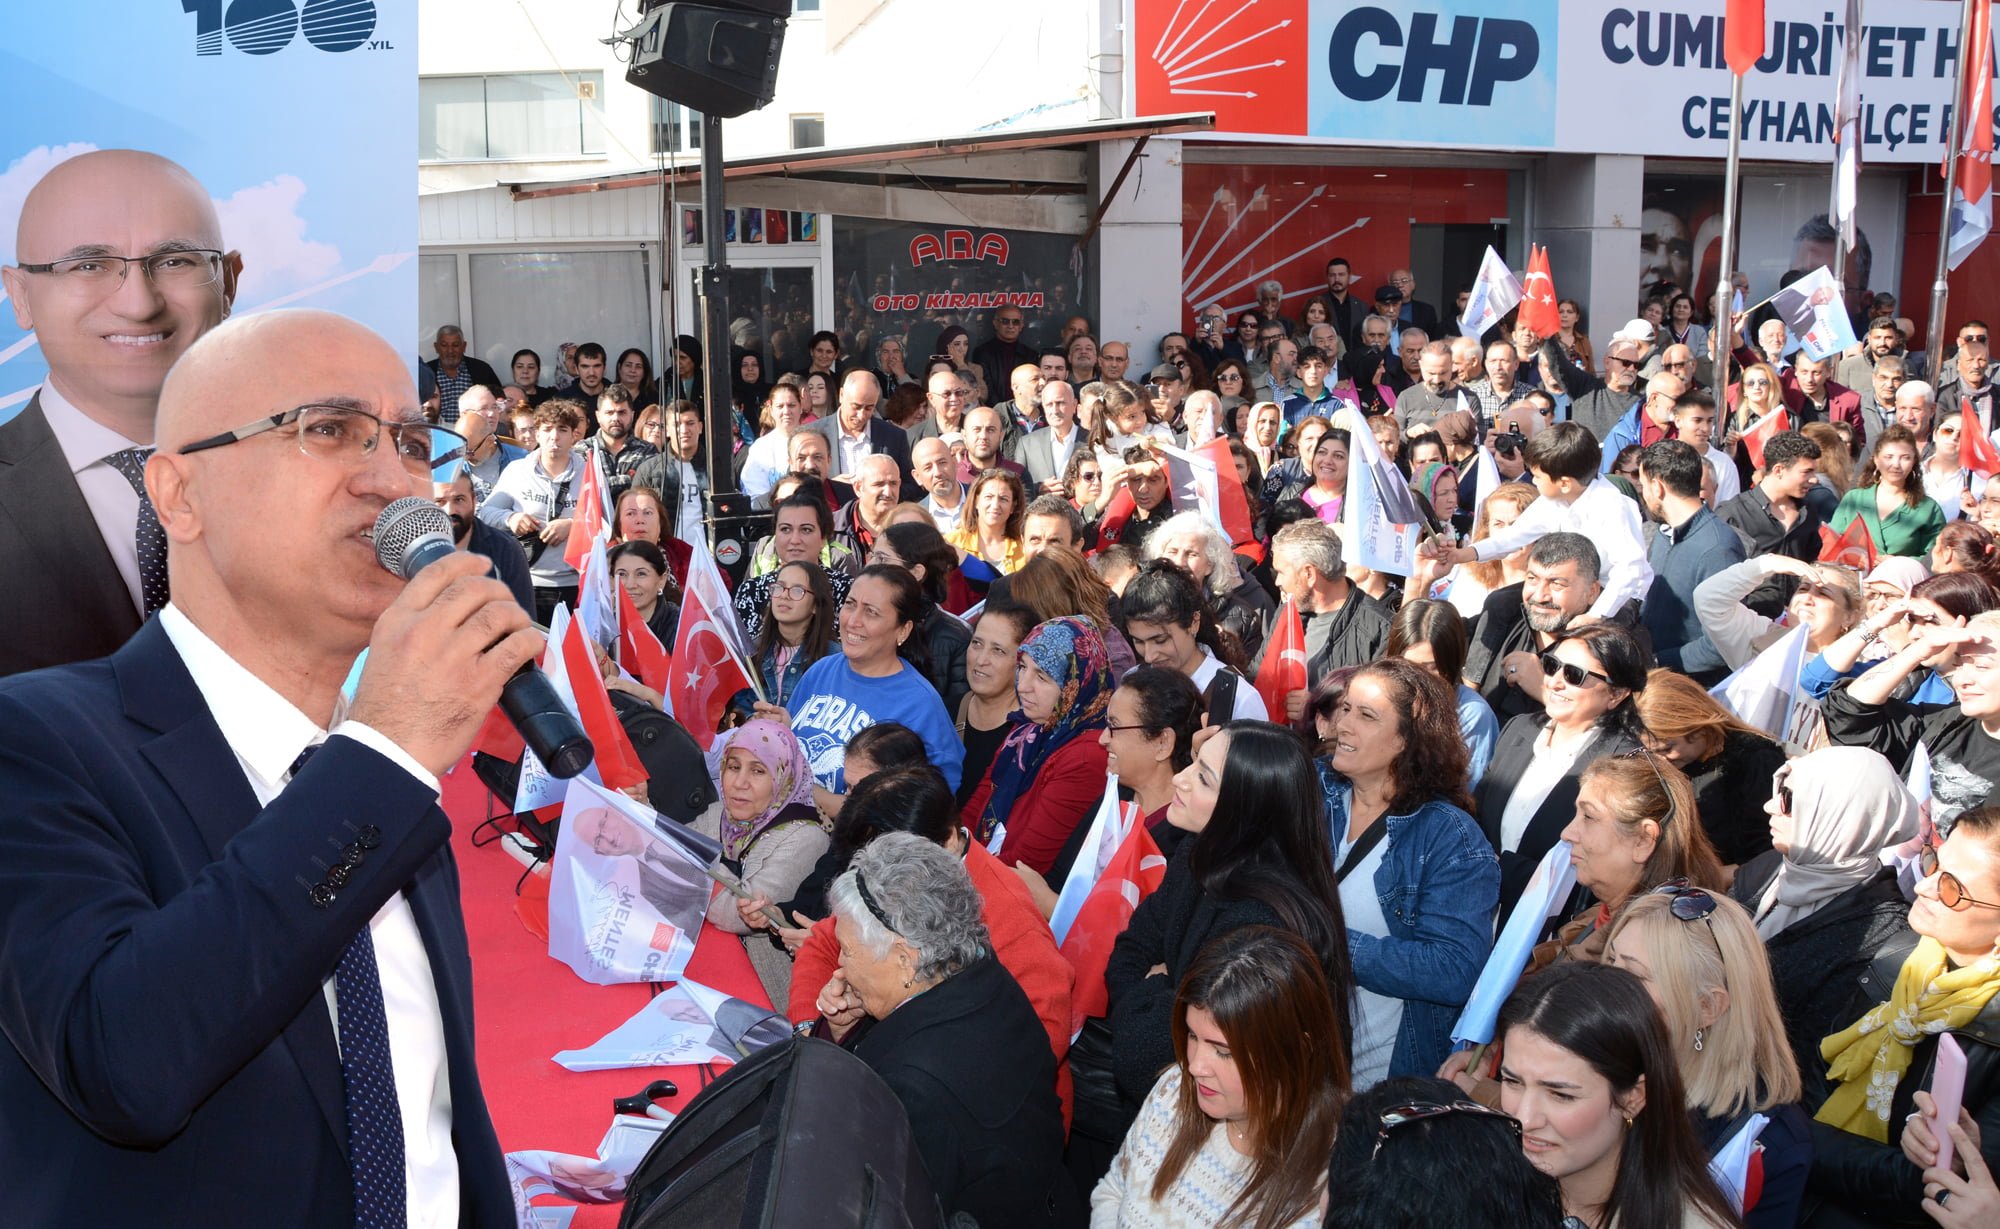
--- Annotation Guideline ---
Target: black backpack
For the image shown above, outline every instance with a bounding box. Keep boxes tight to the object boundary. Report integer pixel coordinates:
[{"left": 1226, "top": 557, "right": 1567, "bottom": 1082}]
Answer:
[{"left": 618, "top": 1036, "right": 944, "bottom": 1229}]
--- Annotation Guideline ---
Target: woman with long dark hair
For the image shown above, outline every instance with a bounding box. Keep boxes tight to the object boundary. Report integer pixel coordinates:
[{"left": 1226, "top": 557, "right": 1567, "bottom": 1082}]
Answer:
[
  {"left": 1092, "top": 927, "right": 1347, "bottom": 1229},
  {"left": 615, "top": 346, "right": 657, "bottom": 408},
  {"left": 1315, "top": 658, "right": 1499, "bottom": 1086},
  {"left": 1387, "top": 598, "right": 1499, "bottom": 787},
  {"left": 872, "top": 520, "right": 971, "bottom": 714},
  {"left": 1073, "top": 721, "right": 1353, "bottom": 1185},
  {"left": 1832, "top": 425, "right": 1945, "bottom": 558},
  {"left": 744, "top": 559, "right": 836, "bottom": 708},
  {"left": 1496, "top": 962, "right": 1744, "bottom": 1229}
]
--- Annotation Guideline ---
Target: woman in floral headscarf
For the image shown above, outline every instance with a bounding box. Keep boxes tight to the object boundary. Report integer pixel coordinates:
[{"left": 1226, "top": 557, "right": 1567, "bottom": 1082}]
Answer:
[
  {"left": 694, "top": 719, "right": 829, "bottom": 1001},
  {"left": 1412, "top": 461, "right": 1462, "bottom": 542},
  {"left": 961, "top": 617, "right": 1113, "bottom": 879}
]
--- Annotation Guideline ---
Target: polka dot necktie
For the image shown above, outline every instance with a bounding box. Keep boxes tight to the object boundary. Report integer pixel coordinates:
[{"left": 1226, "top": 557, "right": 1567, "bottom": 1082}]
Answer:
[
  {"left": 292, "top": 743, "right": 407, "bottom": 1227},
  {"left": 104, "top": 447, "right": 169, "bottom": 617}
]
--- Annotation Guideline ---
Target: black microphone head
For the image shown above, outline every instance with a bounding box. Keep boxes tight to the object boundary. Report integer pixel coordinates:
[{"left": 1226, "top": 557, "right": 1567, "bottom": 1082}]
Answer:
[{"left": 373, "top": 497, "right": 455, "bottom": 579}]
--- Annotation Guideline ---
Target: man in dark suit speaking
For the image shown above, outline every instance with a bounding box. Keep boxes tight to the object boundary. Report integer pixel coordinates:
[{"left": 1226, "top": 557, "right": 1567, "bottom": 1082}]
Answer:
[
  {"left": 0, "top": 309, "right": 538, "bottom": 1227},
  {"left": 0, "top": 149, "right": 242, "bottom": 676}
]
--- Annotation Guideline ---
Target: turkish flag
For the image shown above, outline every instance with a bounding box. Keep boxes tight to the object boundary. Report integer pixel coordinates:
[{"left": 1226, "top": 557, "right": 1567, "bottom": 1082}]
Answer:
[
  {"left": 1059, "top": 819, "right": 1167, "bottom": 1037},
  {"left": 668, "top": 566, "right": 756, "bottom": 750},
  {"left": 1960, "top": 398, "right": 2000, "bottom": 477},
  {"left": 1818, "top": 519, "right": 1879, "bottom": 572},
  {"left": 1517, "top": 245, "right": 1560, "bottom": 339},
  {"left": 1094, "top": 486, "right": 1138, "bottom": 549},
  {"left": 562, "top": 449, "right": 612, "bottom": 571},
  {"left": 557, "top": 613, "right": 649, "bottom": 791},
  {"left": 1739, "top": 406, "right": 1790, "bottom": 470},
  {"left": 617, "top": 582, "right": 674, "bottom": 697},
  {"left": 1254, "top": 599, "right": 1308, "bottom": 719},
  {"left": 1724, "top": 0, "right": 1765, "bottom": 76},
  {"left": 1197, "top": 437, "right": 1257, "bottom": 544}
]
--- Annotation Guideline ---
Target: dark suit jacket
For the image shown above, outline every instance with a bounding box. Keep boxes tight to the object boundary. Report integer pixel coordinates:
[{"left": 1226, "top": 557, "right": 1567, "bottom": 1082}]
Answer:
[
  {"left": 0, "top": 622, "right": 512, "bottom": 1227},
  {"left": 1473, "top": 713, "right": 1638, "bottom": 916},
  {"left": 0, "top": 394, "right": 143, "bottom": 677},
  {"left": 423, "top": 355, "right": 504, "bottom": 398},
  {"left": 1012, "top": 426, "right": 1086, "bottom": 490},
  {"left": 806, "top": 417, "right": 920, "bottom": 500}
]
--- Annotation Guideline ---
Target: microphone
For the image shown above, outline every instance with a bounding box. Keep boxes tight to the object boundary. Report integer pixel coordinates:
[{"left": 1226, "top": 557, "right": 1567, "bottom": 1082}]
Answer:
[{"left": 372, "top": 497, "right": 595, "bottom": 779}]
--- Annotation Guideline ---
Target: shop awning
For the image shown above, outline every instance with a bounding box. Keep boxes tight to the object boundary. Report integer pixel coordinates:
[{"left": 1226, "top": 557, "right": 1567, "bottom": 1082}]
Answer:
[{"left": 505, "top": 112, "right": 1216, "bottom": 205}]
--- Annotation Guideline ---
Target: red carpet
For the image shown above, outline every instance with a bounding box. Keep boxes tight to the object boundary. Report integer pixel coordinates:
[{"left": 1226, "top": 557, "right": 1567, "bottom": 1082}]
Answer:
[{"left": 444, "top": 758, "right": 770, "bottom": 1227}]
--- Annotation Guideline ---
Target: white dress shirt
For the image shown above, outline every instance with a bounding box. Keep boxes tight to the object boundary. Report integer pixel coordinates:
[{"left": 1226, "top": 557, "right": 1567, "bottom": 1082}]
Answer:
[
  {"left": 835, "top": 424, "right": 872, "bottom": 478},
  {"left": 1472, "top": 477, "right": 1654, "bottom": 620},
  {"left": 158, "top": 605, "right": 460, "bottom": 1229},
  {"left": 39, "top": 381, "right": 146, "bottom": 615},
  {"left": 1046, "top": 422, "right": 1082, "bottom": 477},
  {"left": 1705, "top": 445, "right": 1741, "bottom": 505}
]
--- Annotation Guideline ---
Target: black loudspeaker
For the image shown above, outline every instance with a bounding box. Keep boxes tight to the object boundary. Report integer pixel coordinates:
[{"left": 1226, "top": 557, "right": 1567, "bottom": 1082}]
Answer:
[{"left": 625, "top": 2, "right": 787, "bottom": 119}]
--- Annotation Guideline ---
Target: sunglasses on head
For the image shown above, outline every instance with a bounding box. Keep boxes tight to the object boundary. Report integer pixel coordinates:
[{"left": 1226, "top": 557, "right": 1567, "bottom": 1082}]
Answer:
[
  {"left": 1540, "top": 651, "right": 1608, "bottom": 688},
  {"left": 1919, "top": 840, "right": 2000, "bottom": 910},
  {"left": 1623, "top": 744, "right": 1681, "bottom": 828},
  {"left": 1650, "top": 878, "right": 1719, "bottom": 921},
  {"left": 1372, "top": 1101, "right": 1521, "bottom": 1161}
]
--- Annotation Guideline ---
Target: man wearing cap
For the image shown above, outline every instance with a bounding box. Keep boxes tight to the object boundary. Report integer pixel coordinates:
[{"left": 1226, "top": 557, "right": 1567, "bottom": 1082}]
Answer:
[
  {"left": 1372, "top": 284, "right": 1407, "bottom": 332},
  {"left": 1146, "top": 363, "right": 1192, "bottom": 428},
  {"left": 1395, "top": 341, "right": 1470, "bottom": 434}
]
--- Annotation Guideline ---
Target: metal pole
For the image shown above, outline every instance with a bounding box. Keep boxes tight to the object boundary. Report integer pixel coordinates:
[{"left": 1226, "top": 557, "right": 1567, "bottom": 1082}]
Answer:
[
  {"left": 1930, "top": 0, "right": 1976, "bottom": 383},
  {"left": 1828, "top": 166, "right": 1847, "bottom": 291},
  {"left": 1715, "top": 72, "right": 1745, "bottom": 405},
  {"left": 697, "top": 111, "right": 736, "bottom": 552}
]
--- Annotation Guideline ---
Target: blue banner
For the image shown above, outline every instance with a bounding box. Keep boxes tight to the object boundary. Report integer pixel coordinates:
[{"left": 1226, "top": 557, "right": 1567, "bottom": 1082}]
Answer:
[{"left": 0, "top": 1, "right": 414, "bottom": 425}]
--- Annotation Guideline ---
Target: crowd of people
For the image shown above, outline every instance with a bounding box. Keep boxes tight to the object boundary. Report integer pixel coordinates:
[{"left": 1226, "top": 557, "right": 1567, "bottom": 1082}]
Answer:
[
  {"left": 4, "top": 140, "right": 1997, "bottom": 1227},
  {"left": 400, "top": 251, "right": 2000, "bottom": 1229}
]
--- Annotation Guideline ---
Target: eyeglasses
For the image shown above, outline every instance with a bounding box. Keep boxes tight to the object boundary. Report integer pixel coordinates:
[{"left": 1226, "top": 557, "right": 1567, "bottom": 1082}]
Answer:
[
  {"left": 1742, "top": 377, "right": 1771, "bottom": 388},
  {"left": 178, "top": 402, "right": 467, "bottom": 481},
  {"left": 1606, "top": 356, "right": 1639, "bottom": 369},
  {"left": 1540, "top": 651, "right": 1609, "bottom": 688},
  {"left": 1076, "top": 469, "right": 1103, "bottom": 482},
  {"left": 1918, "top": 840, "right": 2000, "bottom": 910},
  {"left": 770, "top": 582, "right": 811, "bottom": 601},
  {"left": 15, "top": 248, "right": 226, "bottom": 291},
  {"left": 1104, "top": 722, "right": 1154, "bottom": 734},
  {"left": 1372, "top": 1101, "right": 1521, "bottom": 1161}
]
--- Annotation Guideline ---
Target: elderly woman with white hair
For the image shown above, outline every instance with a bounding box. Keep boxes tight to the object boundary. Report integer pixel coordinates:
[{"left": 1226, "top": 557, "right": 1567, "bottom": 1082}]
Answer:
[
  {"left": 1148, "top": 510, "right": 1275, "bottom": 664},
  {"left": 815, "top": 833, "right": 1078, "bottom": 1227}
]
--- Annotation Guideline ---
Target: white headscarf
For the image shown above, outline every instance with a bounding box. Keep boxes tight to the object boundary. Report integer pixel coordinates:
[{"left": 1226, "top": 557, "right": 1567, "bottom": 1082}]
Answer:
[{"left": 1753, "top": 746, "right": 1917, "bottom": 939}]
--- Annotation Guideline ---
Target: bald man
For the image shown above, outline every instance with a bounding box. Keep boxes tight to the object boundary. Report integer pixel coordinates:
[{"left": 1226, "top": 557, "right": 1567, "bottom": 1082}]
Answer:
[
  {"left": 0, "top": 309, "right": 531, "bottom": 1226},
  {"left": 804, "top": 368, "right": 919, "bottom": 500},
  {"left": 0, "top": 149, "right": 243, "bottom": 674}
]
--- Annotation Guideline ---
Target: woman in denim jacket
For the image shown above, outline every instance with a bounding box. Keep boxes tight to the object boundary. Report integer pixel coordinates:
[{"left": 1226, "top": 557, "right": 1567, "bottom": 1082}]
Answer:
[{"left": 1315, "top": 658, "right": 1501, "bottom": 1089}]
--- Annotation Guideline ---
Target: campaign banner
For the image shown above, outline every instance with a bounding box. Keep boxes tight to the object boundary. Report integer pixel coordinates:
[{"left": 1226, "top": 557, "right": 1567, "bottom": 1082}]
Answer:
[
  {"left": 547, "top": 777, "right": 708, "bottom": 986},
  {"left": 553, "top": 978, "right": 788, "bottom": 1071},
  {"left": 1337, "top": 407, "right": 1425, "bottom": 576},
  {"left": 1, "top": 2, "right": 415, "bottom": 423},
  {"left": 1131, "top": 0, "right": 1989, "bottom": 164},
  {"left": 1771, "top": 266, "right": 1864, "bottom": 361}
]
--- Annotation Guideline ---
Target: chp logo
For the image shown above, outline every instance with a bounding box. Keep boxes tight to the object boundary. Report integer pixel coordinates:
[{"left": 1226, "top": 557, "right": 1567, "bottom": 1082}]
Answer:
[
  {"left": 180, "top": 0, "right": 387, "bottom": 55},
  {"left": 1133, "top": 0, "right": 1556, "bottom": 148}
]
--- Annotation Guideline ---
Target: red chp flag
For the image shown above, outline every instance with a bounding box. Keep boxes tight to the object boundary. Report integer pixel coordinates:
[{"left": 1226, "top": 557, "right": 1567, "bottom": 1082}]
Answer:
[
  {"left": 557, "top": 612, "right": 649, "bottom": 790},
  {"left": 1739, "top": 406, "right": 1790, "bottom": 470},
  {"left": 1059, "top": 820, "right": 1167, "bottom": 1037},
  {"left": 1197, "top": 437, "right": 1257, "bottom": 544},
  {"left": 1818, "top": 520, "right": 1879, "bottom": 572},
  {"left": 563, "top": 449, "right": 612, "bottom": 572},
  {"left": 1962, "top": 399, "right": 2000, "bottom": 477},
  {"left": 1254, "top": 599, "right": 1308, "bottom": 720},
  {"left": 1946, "top": 0, "right": 1994, "bottom": 271},
  {"left": 669, "top": 558, "right": 756, "bottom": 750},
  {"left": 1724, "top": 0, "right": 1766, "bottom": 76},
  {"left": 1517, "top": 245, "right": 1560, "bottom": 339},
  {"left": 1094, "top": 486, "right": 1139, "bottom": 550},
  {"left": 617, "top": 582, "right": 674, "bottom": 697}
]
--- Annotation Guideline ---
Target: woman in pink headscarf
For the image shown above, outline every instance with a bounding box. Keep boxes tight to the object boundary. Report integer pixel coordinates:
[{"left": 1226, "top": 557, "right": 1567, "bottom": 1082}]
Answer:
[{"left": 694, "top": 719, "right": 829, "bottom": 1001}]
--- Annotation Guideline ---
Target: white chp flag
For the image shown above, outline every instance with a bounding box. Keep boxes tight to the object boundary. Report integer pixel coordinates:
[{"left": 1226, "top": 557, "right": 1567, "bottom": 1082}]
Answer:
[
  {"left": 1708, "top": 623, "right": 1809, "bottom": 738},
  {"left": 1156, "top": 440, "right": 1229, "bottom": 542},
  {"left": 1457, "top": 246, "right": 1523, "bottom": 341},
  {"left": 1048, "top": 775, "right": 1137, "bottom": 946}
]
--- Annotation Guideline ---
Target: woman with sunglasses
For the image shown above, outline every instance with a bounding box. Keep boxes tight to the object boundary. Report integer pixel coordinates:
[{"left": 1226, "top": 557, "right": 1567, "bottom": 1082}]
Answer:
[
  {"left": 1604, "top": 889, "right": 1810, "bottom": 1229},
  {"left": 1728, "top": 747, "right": 1919, "bottom": 1070},
  {"left": 1212, "top": 358, "right": 1253, "bottom": 416},
  {"left": 1923, "top": 413, "right": 1991, "bottom": 523},
  {"left": 1315, "top": 657, "right": 1499, "bottom": 1088},
  {"left": 1808, "top": 804, "right": 2000, "bottom": 1229},
  {"left": 1832, "top": 426, "right": 1946, "bottom": 559},
  {"left": 1724, "top": 362, "right": 1786, "bottom": 460},
  {"left": 1496, "top": 962, "right": 1747, "bottom": 1229},
  {"left": 1322, "top": 1075, "right": 1564, "bottom": 1229},
  {"left": 1474, "top": 623, "right": 1649, "bottom": 916},
  {"left": 1092, "top": 927, "right": 1346, "bottom": 1229}
]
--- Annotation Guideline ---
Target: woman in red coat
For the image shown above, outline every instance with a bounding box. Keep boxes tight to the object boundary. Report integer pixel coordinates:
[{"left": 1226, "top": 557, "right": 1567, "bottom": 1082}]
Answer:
[{"left": 960, "top": 616, "right": 1113, "bottom": 877}]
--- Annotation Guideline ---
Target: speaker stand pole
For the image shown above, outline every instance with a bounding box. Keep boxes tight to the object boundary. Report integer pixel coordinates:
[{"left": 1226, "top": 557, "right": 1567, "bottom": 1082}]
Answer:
[{"left": 697, "top": 111, "right": 743, "bottom": 561}]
